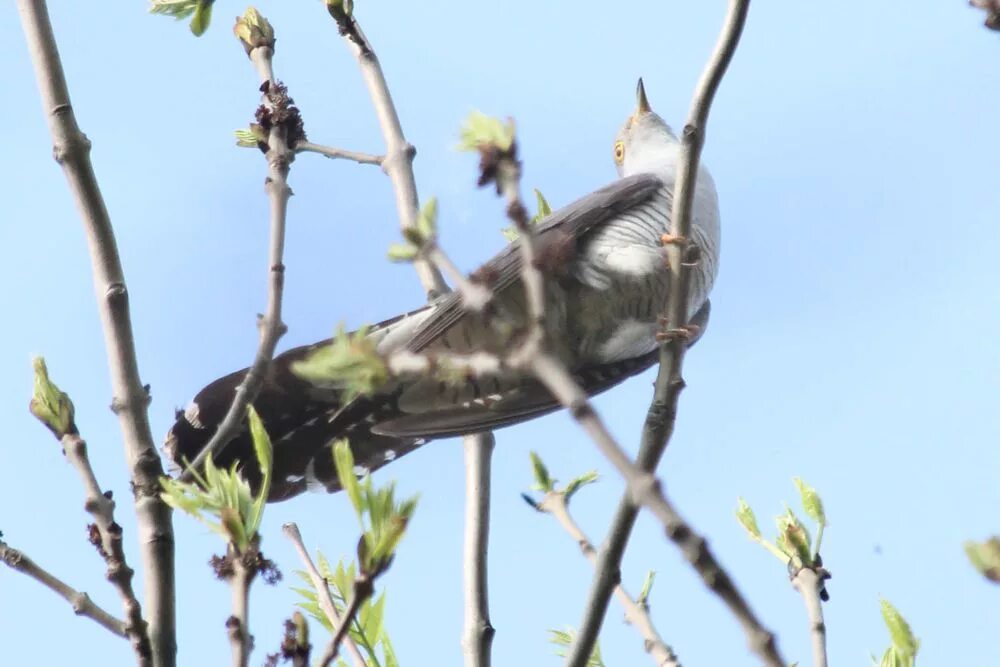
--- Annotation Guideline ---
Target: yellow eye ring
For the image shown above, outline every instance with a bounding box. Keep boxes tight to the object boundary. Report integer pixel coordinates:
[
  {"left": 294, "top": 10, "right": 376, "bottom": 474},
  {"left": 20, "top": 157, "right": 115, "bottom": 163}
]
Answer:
[{"left": 613, "top": 140, "right": 625, "bottom": 164}]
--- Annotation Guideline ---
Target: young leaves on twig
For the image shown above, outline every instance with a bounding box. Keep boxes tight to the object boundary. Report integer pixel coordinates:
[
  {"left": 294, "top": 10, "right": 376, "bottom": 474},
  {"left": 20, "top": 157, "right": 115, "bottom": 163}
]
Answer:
[
  {"left": 333, "top": 441, "right": 418, "bottom": 580},
  {"left": 292, "top": 325, "right": 388, "bottom": 402},
  {"left": 293, "top": 555, "right": 397, "bottom": 667},
  {"left": 29, "top": 357, "right": 76, "bottom": 439},
  {"left": 736, "top": 477, "right": 829, "bottom": 569},
  {"left": 233, "top": 7, "right": 275, "bottom": 55},
  {"left": 523, "top": 452, "right": 599, "bottom": 509},
  {"left": 149, "top": 0, "right": 215, "bottom": 36},
  {"left": 160, "top": 405, "right": 273, "bottom": 553},
  {"left": 388, "top": 198, "right": 438, "bottom": 262},
  {"left": 873, "top": 599, "right": 919, "bottom": 667}
]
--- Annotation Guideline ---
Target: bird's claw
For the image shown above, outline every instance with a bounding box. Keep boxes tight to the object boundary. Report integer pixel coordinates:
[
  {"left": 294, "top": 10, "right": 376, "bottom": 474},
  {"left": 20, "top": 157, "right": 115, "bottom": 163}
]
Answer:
[{"left": 655, "top": 322, "right": 700, "bottom": 343}]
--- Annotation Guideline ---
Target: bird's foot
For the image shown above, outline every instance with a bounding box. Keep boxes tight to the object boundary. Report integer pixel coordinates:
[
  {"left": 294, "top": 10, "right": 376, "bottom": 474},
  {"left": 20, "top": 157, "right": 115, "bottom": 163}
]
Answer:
[{"left": 655, "top": 321, "right": 701, "bottom": 343}]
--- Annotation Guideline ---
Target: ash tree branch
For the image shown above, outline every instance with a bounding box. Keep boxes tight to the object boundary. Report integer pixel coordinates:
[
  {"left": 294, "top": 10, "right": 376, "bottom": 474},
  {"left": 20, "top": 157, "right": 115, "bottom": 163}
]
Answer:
[
  {"left": 227, "top": 549, "right": 255, "bottom": 667},
  {"left": 0, "top": 539, "right": 127, "bottom": 639},
  {"left": 182, "top": 14, "right": 293, "bottom": 479},
  {"left": 16, "top": 1, "right": 176, "bottom": 664},
  {"left": 570, "top": 2, "right": 777, "bottom": 666},
  {"left": 462, "top": 433, "right": 496, "bottom": 667},
  {"left": 325, "top": 6, "right": 498, "bottom": 664},
  {"left": 326, "top": 2, "right": 449, "bottom": 298},
  {"left": 64, "top": 430, "right": 151, "bottom": 662},
  {"left": 295, "top": 140, "right": 383, "bottom": 166},
  {"left": 537, "top": 492, "right": 679, "bottom": 667},
  {"left": 791, "top": 567, "right": 828, "bottom": 667},
  {"left": 281, "top": 523, "right": 367, "bottom": 667}
]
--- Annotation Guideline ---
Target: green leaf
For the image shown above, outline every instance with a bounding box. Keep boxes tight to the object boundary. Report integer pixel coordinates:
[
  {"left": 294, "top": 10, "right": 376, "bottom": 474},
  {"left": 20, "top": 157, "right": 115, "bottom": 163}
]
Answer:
[
  {"left": 245, "top": 405, "right": 273, "bottom": 537},
  {"left": 29, "top": 357, "right": 76, "bottom": 439},
  {"left": 793, "top": 477, "right": 826, "bottom": 525},
  {"left": 735, "top": 497, "right": 761, "bottom": 540},
  {"left": 382, "top": 634, "right": 399, "bottom": 667},
  {"left": 529, "top": 451, "right": 554, "bottom": 492},
  {"left": 458, "top": 111, "right": 515, "bottom": 152},
  {"left": 636, "top": 570, "right": 655, "bottom": 608},
  {"left": 564, "top": 471, "right": 598, "bottom": 502},
  {"left": 549, "top": 628, "right": 605, "bottom": 667},
  {"left": 334, "top": 440, "right": 365, "bottom": 520},
  {"left": 879, "top": 598, "right": 919, "bottom": 659},
  {"left": 533, "top": 188, "right": 552, "bottom": 221},
  {"left": 189, "top": 0, "right": 212, "bottom": 35}
]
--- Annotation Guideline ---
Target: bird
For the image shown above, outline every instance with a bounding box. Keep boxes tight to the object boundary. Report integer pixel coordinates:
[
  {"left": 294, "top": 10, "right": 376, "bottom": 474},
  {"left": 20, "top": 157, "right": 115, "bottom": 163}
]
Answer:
[{"left": 164, "top": 80, "right": 721, "bottom": 502}]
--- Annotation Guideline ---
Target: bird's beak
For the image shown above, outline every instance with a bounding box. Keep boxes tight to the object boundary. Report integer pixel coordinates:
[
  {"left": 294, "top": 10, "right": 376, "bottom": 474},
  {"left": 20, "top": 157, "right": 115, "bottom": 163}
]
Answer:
[{"left": 635, "top": 77, "right": 652, "bottom": 115}]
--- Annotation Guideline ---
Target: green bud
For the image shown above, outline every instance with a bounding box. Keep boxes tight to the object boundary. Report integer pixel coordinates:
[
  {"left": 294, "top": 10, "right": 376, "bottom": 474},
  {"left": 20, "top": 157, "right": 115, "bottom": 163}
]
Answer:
[
  {"left": 233, "top": 7, "right": 275, "bottom": 55},
  {"left": 29, "top": 357, "right": 76, "bottom": 439},
  {"left": 458, "top": 111, "right": 515, "bottom": 153},
  {"left": 964, "top": 537, "right": 1000, "bottom": 583},
  {"left": 563, "top": 471, "right": 598, "bottom": 502}
]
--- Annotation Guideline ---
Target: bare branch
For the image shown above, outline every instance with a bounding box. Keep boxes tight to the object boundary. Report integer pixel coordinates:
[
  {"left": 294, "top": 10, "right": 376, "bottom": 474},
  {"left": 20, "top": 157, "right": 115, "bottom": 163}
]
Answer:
[
  {"left": 791, "top": 567, "right": 829, "bottom": 667},
  {"left": 281, "top": 523, "right": 367, "bottom": 667},
  {"left": 296, "top": 140, "right": 383, "bottom": 166},
  {"left": 0, "top": 539, "right": 127, "bottom": 639},
  {"left": 62, "top": 432, "right": 151, "bottom": 662},
  {"left": 227, "top": 550, "right": 254, "bottom": 667},
  {"left": 328, "top": 6, "right": 449, "bottom": 297},
  {"left": 182, "top": 25, "right": 292, "bottom": 479},
  {"left": 538, "top": 493, "right": 679, "bottom": 667},
  {"left": 461, "top": 433, "right": 496, "bottom": 667},
  {"left": 15, "top": 1, "right": 175, "bottom": 663},
  {"left": 571, "top": 1, "right": 764, "bottom": 665}
]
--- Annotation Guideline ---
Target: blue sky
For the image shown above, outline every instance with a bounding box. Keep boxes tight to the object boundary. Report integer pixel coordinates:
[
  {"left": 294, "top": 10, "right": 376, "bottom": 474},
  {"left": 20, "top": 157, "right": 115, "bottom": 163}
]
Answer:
[{"left": 3, "top": 1, "right": 999, "bottom": 665}]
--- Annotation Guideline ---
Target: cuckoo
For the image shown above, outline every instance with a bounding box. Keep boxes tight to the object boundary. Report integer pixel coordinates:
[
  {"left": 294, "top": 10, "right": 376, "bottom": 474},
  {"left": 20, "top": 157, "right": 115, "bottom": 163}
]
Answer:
[{"left": 165, "top": 80, "right": 721, "bottom": 501}]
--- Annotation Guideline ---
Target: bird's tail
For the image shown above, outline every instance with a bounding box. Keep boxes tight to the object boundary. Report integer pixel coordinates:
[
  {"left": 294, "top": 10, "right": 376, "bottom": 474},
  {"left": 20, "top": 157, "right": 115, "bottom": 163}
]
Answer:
[{"left": 163, "top": 308, "right": 431, "bottom": 502}]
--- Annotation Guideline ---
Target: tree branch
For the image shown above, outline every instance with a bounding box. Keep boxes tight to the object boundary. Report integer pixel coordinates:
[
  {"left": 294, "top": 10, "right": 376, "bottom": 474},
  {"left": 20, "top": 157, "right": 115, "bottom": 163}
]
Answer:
[
  {"left": 570, "top": 1, "right": 761, "bottom": 664},
  {"left": 538, "top": 493, "right": 679, "bottom": 667},
  {"left": 326, "top": 11, "right": 499, "bottom": 665},
  {"left": 296, "top": 140, "right": 383, "bottom": 166},
  {"left": 61, "top": 432, "right": 151, "bottom": 662},
  {"left": 0, "top": 539, "right": 127, "bottom": 639},
  {"left": 791, "top": 567, "right": 828, "bottom": 667},
  {"left": 227, "top": 549, "right": 255, "bottom": 667},
  {"left": 328, "top": 6, "right": 449, "bottom": 298},
  {"left": 461, "top": 433, "right": 496, "bottom": 667},
  {"left": 281, "top": 523, "right": 367, "bottom": 667},
  {"left": 181, "top": 31, "right": 292, "bottom": 480},
  {"left": 16, "top": 2, "right": 175, "bottom": 663}
]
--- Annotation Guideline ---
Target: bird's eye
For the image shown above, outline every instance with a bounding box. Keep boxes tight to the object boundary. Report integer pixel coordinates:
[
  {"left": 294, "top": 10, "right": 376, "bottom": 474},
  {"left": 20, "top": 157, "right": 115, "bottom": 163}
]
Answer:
[{"left": 613, "top": 140, "right": 625, "bottom": 164}]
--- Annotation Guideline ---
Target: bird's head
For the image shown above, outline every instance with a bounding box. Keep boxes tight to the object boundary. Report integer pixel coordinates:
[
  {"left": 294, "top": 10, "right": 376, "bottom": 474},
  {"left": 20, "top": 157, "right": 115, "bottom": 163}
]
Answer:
[{"left": 613, "top": 78, "right": 678, "bottom": 178}]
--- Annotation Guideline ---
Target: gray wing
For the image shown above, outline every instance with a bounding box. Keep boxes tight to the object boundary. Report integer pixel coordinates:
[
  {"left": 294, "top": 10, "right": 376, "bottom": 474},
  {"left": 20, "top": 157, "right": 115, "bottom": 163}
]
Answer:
[
  {"left": 404, "top": 172, "right": 664, "bottom": 353},
  {"left": 371, "top": 299, "right": 711, "bottom": 439}
]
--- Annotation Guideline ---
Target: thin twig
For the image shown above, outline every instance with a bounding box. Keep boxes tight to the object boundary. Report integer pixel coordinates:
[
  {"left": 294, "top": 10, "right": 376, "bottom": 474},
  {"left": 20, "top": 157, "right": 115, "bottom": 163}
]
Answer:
[
  {"left": 570, "top": 1, "right": 761, "bottom": 665},
  {"left": 791, "top": 567, "right": 828, "bottom": 667},
  {"left": 461, "top": 433, "right": 496, "bottom": 667},
  {"left": 227, "top": 549, "right": 255, "bottom": 667},
  {"left": 296, "top": 140, "right": 383, "bottom": 166},
  {"left": 327, "top": 12, "right": 500, "bottom": 667},
  {"left": 181, "top": 41, "right": 291, "bottom": 479},
  {"left": 16, "top": 2, "right": 175, "bottom": 663},
  {"left": 319, "top": 580, "right": 373, "bottom": 667},
  {"left": 281, "top": 523, "right": 367, "bottom": 667},
  {"left": 62, "top": 432, "right": 150, "bottom": 662},
  {"left": 539, "top": 493, "right": 679, "bottom": 667},
  {"left": 329, "top": 8, "right": 449, "bottom": 298},
  {"left": 0, "top": 539, "right": 127, "bottom": 638}
]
